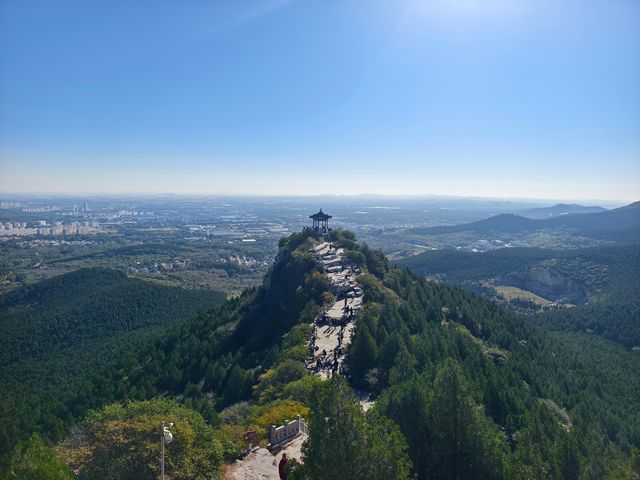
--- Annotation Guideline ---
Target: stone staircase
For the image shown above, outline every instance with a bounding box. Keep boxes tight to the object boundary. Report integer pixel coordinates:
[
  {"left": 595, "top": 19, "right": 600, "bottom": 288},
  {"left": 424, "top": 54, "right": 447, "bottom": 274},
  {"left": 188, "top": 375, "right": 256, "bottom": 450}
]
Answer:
[{"left": 306, "top": 241, "right": 364, "bottom": 380}]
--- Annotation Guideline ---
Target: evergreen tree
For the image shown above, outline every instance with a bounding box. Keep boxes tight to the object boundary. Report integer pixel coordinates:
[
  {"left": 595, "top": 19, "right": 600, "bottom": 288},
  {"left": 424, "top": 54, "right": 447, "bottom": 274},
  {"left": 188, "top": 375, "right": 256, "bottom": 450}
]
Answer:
[
  {"left": 349, "top": 324, "right": 378, "bottom": 388},
  {"left": 378, "top": 377, "right": 432, "bottom": 478},
  {"left": 388, "top": 346, "right": 417, "bottom": 385},
  {"left": 221, "top": 365, "right": 248, "bottom": 407},
  {"left": 301, "top": 377, "right": 411, "bottom": 480},
  {"left": 427, "top": 358, "right": 507, "bottom": 480},
  {"left": 2, "top": 433, "right": 73, "bottom": 480}
]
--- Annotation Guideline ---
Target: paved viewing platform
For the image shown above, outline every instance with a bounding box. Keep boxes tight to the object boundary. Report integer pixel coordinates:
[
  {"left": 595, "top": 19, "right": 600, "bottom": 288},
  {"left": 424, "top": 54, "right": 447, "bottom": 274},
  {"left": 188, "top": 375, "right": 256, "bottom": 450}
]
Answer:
[
  {"left": 306, "top": 240, "right": 364, "bottom": 380},
  {"left": 225, "top": 434, "right": 305, "bottom": 480}
]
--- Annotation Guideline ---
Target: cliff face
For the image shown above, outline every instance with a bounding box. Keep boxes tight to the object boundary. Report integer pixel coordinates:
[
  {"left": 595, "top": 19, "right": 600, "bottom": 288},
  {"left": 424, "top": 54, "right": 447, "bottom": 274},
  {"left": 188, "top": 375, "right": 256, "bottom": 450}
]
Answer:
[{"left": 501, "top": 268, "right": 586, "bottom": 304}]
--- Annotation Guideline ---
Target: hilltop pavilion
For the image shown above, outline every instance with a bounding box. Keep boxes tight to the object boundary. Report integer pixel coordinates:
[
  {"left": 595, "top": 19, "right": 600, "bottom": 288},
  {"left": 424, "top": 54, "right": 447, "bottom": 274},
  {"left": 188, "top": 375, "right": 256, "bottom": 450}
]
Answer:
[{"left": 310, "top": 209, "right": 332, "bottom": 232}]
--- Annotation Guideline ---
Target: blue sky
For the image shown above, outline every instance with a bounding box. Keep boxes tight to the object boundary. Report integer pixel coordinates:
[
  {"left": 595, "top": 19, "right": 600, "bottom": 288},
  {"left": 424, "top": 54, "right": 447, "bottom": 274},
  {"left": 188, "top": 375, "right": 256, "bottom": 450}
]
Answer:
[{"left": 1, "top": 0, "right": 638, "bottom": 201}]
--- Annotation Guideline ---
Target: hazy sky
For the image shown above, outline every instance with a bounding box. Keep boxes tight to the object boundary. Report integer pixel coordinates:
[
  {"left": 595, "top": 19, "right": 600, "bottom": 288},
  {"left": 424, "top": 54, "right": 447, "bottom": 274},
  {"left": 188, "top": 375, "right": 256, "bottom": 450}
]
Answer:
[{"left": 1, "top": 0, "right": 639, "bottom": 201}]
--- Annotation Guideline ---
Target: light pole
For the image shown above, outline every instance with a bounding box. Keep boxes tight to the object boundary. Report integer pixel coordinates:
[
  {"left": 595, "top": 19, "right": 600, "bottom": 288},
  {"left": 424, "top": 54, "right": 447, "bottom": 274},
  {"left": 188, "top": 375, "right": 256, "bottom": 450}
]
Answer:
[{"left": 160, "top": 422, "right": 174, "bottom": 480}]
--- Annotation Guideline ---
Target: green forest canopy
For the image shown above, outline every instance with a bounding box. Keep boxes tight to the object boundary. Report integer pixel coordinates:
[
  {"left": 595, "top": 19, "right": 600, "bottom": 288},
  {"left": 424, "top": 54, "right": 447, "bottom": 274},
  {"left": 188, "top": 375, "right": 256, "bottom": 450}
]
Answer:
[{"left": 2, "top": 230, "right": 639, "bottom": 479}]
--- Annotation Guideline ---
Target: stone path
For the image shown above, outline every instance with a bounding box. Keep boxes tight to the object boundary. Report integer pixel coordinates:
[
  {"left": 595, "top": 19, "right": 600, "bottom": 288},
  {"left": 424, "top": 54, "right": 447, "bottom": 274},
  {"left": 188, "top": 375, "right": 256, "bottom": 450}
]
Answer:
[
  {"left": 306, "top": 241, "right": 364, "bottom": 380},
  {"left": 225, "top": 435, "right": 305, "bottom": 480}
]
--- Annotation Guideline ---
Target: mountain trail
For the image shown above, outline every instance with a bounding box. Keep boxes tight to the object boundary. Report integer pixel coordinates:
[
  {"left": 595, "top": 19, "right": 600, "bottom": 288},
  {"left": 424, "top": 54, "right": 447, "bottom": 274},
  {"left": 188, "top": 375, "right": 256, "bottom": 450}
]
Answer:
[{"left": 306, "top": 240, "right": 364, "bottom": 379}]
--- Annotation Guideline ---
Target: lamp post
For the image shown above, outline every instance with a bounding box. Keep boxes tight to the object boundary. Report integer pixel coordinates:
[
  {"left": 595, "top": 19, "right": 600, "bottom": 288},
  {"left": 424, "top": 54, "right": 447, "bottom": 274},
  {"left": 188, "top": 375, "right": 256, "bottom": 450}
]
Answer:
[{"left": 160, "top": 422, "right": 174, "bottom": 480}]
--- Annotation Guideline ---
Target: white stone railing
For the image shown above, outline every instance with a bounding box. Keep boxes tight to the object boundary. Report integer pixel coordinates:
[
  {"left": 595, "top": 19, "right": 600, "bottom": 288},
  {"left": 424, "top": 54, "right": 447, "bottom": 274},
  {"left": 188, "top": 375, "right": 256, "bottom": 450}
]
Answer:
[{"left": 270, "top": 415, "right": 308, "bottom": 446}]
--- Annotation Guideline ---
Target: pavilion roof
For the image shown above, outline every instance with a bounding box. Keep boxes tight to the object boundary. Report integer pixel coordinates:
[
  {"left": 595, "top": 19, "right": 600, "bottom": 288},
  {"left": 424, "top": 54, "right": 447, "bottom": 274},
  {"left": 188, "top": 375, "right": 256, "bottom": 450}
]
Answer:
[{"left": 309, "top": 209, "right": 332, "bottom": 220}]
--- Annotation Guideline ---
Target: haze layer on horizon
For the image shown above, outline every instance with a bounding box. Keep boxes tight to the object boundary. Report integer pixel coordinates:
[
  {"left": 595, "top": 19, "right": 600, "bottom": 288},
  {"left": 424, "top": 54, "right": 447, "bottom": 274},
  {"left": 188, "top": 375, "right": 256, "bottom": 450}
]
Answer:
[{"left": 1, "top": 0, "right": 639, "bottom": 202}]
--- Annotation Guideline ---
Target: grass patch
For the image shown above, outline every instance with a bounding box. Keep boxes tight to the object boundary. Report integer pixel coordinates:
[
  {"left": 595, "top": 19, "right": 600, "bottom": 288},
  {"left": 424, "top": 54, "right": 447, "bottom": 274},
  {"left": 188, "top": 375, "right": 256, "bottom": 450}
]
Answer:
[{"left": 494, "top": 285, "right": 552, "bottom": 306}]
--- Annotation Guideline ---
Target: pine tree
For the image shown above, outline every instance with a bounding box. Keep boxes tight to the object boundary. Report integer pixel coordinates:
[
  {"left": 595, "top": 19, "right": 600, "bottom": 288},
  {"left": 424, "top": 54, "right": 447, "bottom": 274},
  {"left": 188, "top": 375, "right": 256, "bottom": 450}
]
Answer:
[
  {"left": 221, "top": 365, "right": 248, "bottom": 407},
  {"left": 388, "top": 346, "right": 417, "bottom": 385},
  {"left": 301, "top": 377, "right": 411, "bottom": 480},
  {"left": 349, "top": 324, "right": 378, "bottom": 388},
  {"left": 428, "top": 358, "right": 507, "bottom": 480},
  {"left": 4, "top": 433, "right": 73, "bottom": 480}
]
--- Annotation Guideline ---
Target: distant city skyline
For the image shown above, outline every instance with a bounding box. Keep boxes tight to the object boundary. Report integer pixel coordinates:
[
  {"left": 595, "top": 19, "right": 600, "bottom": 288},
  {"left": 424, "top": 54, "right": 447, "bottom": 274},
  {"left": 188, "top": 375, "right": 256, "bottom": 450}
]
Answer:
[{"left": 1, "top": 0, "right": 639, "bottom": 202}]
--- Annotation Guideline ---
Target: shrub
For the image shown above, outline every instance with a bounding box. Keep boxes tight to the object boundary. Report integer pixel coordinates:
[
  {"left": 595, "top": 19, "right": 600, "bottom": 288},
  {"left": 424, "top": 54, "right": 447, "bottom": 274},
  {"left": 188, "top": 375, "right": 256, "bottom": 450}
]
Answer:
[
  {"left": 219, "top": 401, "right": 252, "bottom": 425},
  {"left": 56, "top": 398, "right": 224, "bottom": 480},
  {"left": 250, "top": 400, "right": 310, "bottom": 430},
  {"left": 3, "top": 433, "right": 73, "bottom": 480},
  {"left": 281, "top": 376, "right": 324, "bottom": 403},
  {"left": 253, "top": 360, "right": 309, "bottom": 403}
]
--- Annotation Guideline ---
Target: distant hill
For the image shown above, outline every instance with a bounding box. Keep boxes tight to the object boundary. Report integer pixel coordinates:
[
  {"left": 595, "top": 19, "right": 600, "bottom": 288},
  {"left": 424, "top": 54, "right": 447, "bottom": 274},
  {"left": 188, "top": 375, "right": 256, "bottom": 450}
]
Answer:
[
  {"left": 516, "top": 203, "right": 607, "bottom": 219},
  {"left": 0, "top": 268, "right": 224, "bottom": 368},
  {"left": 410, "top": 201, "right": 640, "bottom": 243}
]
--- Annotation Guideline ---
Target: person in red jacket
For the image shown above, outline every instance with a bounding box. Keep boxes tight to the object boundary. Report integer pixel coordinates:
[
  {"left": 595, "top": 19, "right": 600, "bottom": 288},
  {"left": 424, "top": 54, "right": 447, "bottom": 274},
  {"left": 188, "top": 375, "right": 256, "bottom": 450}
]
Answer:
[{"left": 278, "top": 453, "right": 289, "bottom": 479}]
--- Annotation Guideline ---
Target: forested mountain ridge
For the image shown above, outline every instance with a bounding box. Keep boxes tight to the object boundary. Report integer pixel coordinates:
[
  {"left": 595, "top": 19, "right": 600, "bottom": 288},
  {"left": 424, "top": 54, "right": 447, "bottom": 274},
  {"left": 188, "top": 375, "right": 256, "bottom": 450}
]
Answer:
[
  {"left": 410, "top": 201, "right": 640, "bottom": 243},
  {"left": 2, "top": 231, "right": 639, "bottom": 479},
  {"left": 346, "top": 256, "right": 640, "bottom": 478},
  {"left": 0, "top": 268, "right": 225, "bottom": 461},
  {"left": 396, "top": 245, "right": 640, "bottom": 349},
  {"left": 0, "top": 268, "right": 225, "bottom": 365},
  {"left": 0, "top": 231, "right": 333, "bottom": 466}
]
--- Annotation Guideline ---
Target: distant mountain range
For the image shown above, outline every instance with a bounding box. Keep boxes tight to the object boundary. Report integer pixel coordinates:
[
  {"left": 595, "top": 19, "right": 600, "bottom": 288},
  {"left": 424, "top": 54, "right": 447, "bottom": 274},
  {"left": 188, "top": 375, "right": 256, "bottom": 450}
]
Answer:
[
  {"left": 516, "top": 203, "right": 608, "bottom": 219},
  {"left": 410, "top": 201, "right": 640, "bottom": 243}
]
